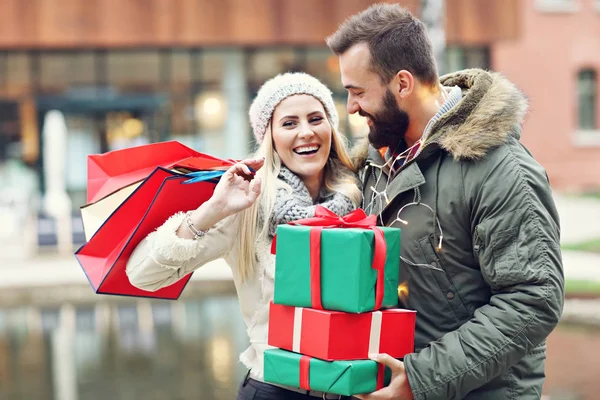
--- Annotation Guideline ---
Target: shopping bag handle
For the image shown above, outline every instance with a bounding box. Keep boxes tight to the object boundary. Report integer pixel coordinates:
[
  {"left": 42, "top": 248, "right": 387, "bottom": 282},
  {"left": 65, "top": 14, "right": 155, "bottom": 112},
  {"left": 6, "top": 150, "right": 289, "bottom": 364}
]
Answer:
[{"left": 181, "top": 170, "right": 226, "bottom": 184}]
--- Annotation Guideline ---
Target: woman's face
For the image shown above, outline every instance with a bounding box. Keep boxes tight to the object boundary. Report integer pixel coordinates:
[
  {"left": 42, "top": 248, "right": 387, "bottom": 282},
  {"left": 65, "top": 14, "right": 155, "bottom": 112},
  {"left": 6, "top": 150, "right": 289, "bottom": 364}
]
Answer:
[{"left": 271, "top": 94, "right": 333, "bottom": 182}]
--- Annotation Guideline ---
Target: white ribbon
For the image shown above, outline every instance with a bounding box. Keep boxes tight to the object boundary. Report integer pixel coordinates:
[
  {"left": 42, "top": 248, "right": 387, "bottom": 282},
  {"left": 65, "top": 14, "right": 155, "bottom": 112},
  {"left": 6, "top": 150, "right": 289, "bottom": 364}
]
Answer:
[
  {"left": 292, "top": 307, "right": 303, "bottom": 353},
  {"left": 368, "top": 311, "right": 383, "bottom": 355}
]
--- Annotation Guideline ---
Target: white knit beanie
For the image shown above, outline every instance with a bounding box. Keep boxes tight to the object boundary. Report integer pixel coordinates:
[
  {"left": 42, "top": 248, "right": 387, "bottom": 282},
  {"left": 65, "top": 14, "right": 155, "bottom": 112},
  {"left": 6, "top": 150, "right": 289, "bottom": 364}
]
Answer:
[{"left": 249, "top": 72, "right": 339, "bottom": 144}]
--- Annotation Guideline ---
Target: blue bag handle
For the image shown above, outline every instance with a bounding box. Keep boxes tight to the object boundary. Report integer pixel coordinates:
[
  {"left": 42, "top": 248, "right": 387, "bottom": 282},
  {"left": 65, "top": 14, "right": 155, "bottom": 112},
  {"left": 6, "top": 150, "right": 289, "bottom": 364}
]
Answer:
[
  {"left": 181, "top": 170, "right": 226, "bottom": 184},
  {"left": 181, "top": 166, "right": 255, "bottom": 185}
]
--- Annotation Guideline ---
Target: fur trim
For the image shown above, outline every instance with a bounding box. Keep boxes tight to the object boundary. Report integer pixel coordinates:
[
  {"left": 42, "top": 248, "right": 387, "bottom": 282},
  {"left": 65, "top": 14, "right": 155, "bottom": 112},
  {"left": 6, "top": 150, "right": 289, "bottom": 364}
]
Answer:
[
  {"left": 148, "top": 211, "right": 205, "bottom": 263},
  {"left": 349, "top": 69, "right": 529, "bottom": 165},
  {"left": 433, "top": 69, "right": 528, "bottom": 160}
]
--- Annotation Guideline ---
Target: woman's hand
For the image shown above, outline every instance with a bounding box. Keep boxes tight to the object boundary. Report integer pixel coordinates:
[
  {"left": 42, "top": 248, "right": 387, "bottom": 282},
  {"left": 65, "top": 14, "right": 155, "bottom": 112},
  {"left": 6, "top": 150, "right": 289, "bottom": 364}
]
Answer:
[
  {"left": 176, "top": 157, "right": 264, "bottom": 239},
  {"left": 208, "top": 157, "right": 265, "bottom": 217}
]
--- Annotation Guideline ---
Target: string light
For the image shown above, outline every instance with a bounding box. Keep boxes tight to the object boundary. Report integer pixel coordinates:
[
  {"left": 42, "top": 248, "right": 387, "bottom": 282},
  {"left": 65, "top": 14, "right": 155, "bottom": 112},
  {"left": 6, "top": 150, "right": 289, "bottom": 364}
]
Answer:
[
  {"left": 397, "top": 281, "right": 409, "bottom": 299},
  {"left": 388, "top": 201, "right": 445, "bottom": 270},
  {"left": 364, "top": 139, "right": 422, "bottom": 215},
  {"left": 363, "top": 145, "right": 445, "bottom": 268}
]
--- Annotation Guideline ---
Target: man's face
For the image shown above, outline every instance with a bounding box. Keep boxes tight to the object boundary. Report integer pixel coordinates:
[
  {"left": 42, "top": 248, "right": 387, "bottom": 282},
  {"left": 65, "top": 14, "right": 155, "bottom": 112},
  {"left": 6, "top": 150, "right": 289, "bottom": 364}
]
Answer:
[{"left": 339, "top": 43, "right": 409, "bottom": 150}]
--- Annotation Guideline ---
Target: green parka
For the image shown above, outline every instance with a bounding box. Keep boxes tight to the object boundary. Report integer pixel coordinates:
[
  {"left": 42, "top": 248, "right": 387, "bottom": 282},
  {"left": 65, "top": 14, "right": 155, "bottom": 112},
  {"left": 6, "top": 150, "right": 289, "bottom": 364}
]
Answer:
[{"left": 354, "top": 69, "right": 564, "bottom": 399}]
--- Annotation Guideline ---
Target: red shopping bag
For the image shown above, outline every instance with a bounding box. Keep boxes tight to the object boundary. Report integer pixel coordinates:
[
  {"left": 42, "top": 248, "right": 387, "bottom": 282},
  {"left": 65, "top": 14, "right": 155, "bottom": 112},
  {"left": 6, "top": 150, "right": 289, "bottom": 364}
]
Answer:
[
  {"left": 87, "top": 141, "right": 232, "bottom": 203},
  {"left": 75, "top": 167, "right": 223, "bottom": 299}
]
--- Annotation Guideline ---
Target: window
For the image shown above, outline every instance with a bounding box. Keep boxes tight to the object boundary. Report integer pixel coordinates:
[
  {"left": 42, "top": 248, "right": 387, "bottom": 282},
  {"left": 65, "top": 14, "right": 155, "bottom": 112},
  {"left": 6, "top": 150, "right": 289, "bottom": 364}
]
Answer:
[
  {"left": 107, "top": 51, "right": 161, "bottom": 91},
  {"left": 39, "top": 52, "right": 96, "bottom": 93},
  {"left": 445, "top": 46, "right": 490, "bottom": 74},
  {"left": 0, "top": 52, "right": 31, "bottom": 94},
  {"left": 170, "top": 50, "right": 192, "bottom": 86},
  {"left": 578, "top": 69, "right": 597, "bottom": 131},
  {"left": 248, "top": 49, "right": 298, "bottom": 92},
  {"left": 575, "top": 69, "right": 600, "bottom": 147},
  {"left": 0, "top": 100, "right": 21, "bottom": 162},
  {"left": 536, "top": 0, "right": 579, "bottom": 13},
  {"left": 305, "top": 48, "right": 344, "bottom": 92}
]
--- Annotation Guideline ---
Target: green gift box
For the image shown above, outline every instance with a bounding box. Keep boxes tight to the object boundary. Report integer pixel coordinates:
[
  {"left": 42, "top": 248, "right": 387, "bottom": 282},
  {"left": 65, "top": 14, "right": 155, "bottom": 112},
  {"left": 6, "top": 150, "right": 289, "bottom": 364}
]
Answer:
[
  {"left": 273, "top": 213, "right": 400, "bottom": 312},
  {"left": 264, "top": 348, "right": 392, "bottom": 396}
]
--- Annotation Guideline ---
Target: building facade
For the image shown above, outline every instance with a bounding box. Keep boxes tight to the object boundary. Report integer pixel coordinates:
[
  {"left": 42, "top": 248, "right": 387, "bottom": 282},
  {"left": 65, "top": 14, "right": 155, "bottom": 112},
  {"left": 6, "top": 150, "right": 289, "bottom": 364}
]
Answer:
[
  {"left": 493, "top": 0, "right": 600, "bottom": 191},
  {"left": 0, "top": 0, "right": 515, "bottom": 249}
]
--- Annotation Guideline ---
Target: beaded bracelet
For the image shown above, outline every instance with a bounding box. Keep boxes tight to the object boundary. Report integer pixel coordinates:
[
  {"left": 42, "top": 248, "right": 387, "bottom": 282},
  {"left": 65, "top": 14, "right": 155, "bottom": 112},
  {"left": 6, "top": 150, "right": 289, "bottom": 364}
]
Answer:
[{"left": 185, "top": 211, "right": 209, "bottom": 240}]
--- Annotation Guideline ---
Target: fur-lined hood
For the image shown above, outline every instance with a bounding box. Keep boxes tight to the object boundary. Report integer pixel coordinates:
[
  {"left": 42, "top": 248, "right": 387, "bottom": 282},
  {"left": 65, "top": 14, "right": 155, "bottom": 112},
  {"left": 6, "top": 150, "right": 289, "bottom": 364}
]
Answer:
[{"left": 351, "top": 69, "right": 528, "bottom": 167}]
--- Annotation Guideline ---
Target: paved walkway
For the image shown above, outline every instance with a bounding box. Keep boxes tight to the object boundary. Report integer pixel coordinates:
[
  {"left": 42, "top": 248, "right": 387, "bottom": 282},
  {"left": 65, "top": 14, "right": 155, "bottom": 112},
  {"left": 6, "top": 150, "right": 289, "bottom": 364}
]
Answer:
[
  {"left": 0, "top": 253, "right": 232, "bottom": 288},
  {"left": 553, "top": 192, "right": 600, "bottom": 283},
  {"left": 553, "top": 193, "right": 600, "bottom": 244},
  {"left": 562, "top": 251, "right": 600, "bottom": 282},
  {"left": 0, "top": 193, "right": 598, "bottom": 287}
]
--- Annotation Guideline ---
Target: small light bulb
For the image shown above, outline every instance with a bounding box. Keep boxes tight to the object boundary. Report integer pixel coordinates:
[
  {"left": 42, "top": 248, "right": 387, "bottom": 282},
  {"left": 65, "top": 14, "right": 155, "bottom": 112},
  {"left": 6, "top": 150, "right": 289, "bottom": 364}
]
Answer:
[{"left": 397, "top": 281, "right": 409, "bottom": 299}]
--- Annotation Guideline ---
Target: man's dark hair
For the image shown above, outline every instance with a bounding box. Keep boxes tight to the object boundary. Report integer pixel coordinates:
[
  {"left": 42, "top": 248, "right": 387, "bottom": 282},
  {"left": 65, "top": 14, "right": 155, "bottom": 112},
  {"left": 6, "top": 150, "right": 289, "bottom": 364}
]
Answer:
[{"left": 326, "top": 3, "right": 438, "bottom": 86}]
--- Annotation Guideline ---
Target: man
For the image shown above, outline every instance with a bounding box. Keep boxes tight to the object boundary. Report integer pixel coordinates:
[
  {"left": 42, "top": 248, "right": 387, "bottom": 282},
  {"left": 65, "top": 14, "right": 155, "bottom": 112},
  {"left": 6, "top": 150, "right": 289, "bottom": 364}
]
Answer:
[{"left": 327, "top": 4, "right": 564, "bottom": 400}]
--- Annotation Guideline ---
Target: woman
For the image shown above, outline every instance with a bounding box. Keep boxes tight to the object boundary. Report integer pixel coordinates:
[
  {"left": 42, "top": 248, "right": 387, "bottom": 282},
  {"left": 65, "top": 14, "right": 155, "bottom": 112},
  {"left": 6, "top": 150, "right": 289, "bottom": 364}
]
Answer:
[{"left": 126, "top": 72, "right": 361, "bottom": 399}]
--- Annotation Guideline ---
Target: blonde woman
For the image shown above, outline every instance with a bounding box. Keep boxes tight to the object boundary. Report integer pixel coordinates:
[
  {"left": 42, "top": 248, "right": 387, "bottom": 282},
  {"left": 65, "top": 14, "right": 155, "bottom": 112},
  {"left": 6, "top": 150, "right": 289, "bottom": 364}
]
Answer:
[{"left": 126, "top": 73, "right": 361, "bottom": 400}]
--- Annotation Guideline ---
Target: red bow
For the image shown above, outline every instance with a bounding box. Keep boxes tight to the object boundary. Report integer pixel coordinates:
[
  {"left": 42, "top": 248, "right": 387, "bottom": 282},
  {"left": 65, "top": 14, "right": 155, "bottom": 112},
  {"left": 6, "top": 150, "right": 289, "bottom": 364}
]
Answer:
[
  {"left": 290, "top": 206, "right": 378, "bottom": 229},
  {"left": 272, "top": 206, "right": 387, "bottom": 310}
]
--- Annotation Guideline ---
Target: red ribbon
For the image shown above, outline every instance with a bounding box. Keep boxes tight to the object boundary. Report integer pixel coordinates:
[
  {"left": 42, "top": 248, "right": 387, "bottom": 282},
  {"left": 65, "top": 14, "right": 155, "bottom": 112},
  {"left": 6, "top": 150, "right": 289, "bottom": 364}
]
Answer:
[
  {"left": 376, "top": 363, "right": 385, "bottom": 390},
  {"left": 273, "top": 206, "right": 387, "bottom": 310},
  {"left": 309, "top": 227, "right": 324, "bottom": 309},
  {"left": 300, "top": 355, "right": 311, "bottom": 390}
]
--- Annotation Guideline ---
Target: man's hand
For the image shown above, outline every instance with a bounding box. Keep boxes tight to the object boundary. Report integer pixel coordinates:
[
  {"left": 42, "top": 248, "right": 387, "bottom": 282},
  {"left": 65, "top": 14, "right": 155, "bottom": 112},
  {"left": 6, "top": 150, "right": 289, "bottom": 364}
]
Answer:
[{"left": 355, "top": 354, "right": 414, "bottom": 400}]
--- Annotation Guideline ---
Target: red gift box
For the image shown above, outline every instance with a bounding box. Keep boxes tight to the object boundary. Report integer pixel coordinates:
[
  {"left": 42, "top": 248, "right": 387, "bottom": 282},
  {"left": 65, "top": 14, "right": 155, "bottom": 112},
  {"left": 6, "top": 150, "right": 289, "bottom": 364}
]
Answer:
[{"left": 268, "top": 302, "right": 416, "bottom": 361}]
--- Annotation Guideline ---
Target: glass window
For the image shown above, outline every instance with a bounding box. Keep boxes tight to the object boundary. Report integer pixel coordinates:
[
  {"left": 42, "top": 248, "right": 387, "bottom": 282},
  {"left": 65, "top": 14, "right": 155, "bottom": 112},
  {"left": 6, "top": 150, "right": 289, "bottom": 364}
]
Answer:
[
  {"left": 464, "top": 48, "right": 490, "bottom": 70},
  {"left": 445, "top": 46, "right": 490, "bottom": 73},
  {"left": 198, "top": 50, "right": 227, "bottom": 89},
  {"left": 40, "top": 53, "right": 69, "bottom": 91},
  {"left": 248, "top": 49, "right": 297, "bottom": 92},
  {"left": 536, "top": 0, "right": 578, "bottom": 12},
  {"left": 0, "top": 100, "right": 21, "bottom": 162},
  {"left": 40, "top": 52, "right": 96, "bottom": 92},
  {"left": 7, "top": 53, "right": 31, "bottom": 87},
  {"left": 445, "top": 47, "right": 464, "bottom": 74},
  {"left": 105, "top": 111, "right": 151, "bottom": 151},
  {"left": 170, "top": 50, "right": 192, "bottom": 85},
  {"left": 169, "top": 92, "right": 195, "bottom": 137},
  {"left": 107, "top": 51, "right": 161, "bottom": 91},
  {"left": 578, "top": 69, "right": 597, "bottom": 130},
  {"left": 69, "top": 52, "right": 96, "bottom": 84},
  {"left": 305, "top": 48, "right": 344, "bottom": 92},
  {"left": 0, "top": 53, "right": 31, "bottom": 94},
  {"left": 168, "top": 50, "right": 194, "bottom": 137}
]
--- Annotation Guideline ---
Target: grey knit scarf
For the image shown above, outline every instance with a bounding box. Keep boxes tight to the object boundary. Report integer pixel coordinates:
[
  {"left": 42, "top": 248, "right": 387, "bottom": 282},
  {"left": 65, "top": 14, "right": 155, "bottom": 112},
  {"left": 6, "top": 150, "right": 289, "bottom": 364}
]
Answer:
[{"left": 268, "top": 166, "right": 357, "bottom": 238}]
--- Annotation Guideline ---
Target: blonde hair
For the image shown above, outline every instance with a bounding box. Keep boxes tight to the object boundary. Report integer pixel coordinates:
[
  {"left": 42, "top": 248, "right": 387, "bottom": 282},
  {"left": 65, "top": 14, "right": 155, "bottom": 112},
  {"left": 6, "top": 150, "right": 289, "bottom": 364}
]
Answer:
[{"left": 236, "top": 121, "right": 361, "bottom": 282}]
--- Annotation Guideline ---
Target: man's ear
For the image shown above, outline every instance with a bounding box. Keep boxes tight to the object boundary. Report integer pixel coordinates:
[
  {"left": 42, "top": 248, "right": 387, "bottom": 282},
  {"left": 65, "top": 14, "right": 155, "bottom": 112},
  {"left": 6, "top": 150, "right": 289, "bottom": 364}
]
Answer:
[{"left": 392, "top": 70, "right": 414, "bottom": 99}]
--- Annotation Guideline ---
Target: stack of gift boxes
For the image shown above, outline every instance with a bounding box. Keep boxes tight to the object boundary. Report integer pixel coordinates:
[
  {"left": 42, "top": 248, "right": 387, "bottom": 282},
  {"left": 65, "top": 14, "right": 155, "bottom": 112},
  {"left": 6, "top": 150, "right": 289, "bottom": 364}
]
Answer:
[{"left": 264, "top": 207, "right": 417, "bottom": 397}]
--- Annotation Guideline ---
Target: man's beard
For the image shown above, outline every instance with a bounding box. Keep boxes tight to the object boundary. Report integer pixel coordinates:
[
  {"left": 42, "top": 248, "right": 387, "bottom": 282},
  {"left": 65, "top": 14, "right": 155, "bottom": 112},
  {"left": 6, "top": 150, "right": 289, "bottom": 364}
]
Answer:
[{"left": 362, "top": 89, "right": 410, "bottom": 150}]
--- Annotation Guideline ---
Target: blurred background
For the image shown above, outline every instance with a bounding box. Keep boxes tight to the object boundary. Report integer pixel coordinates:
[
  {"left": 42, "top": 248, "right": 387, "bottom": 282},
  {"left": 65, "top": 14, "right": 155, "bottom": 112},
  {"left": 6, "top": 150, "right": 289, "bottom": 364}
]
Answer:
[{"left": 0, "top": 0, "right": 599, "bottom": 399}]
